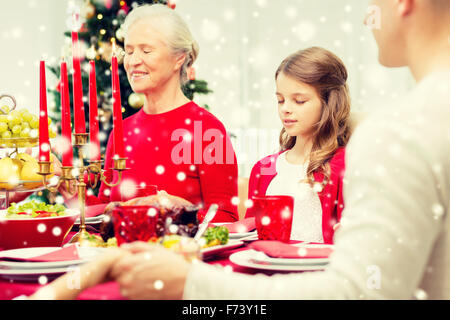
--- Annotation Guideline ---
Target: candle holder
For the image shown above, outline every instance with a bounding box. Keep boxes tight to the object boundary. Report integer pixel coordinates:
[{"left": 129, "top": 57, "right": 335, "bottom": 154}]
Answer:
[
  {"left": 39, "top": 134, "right": 128, "bottom": 246},
  {"left": 37, "top": 161, "right": 75, "bottom": 193},
  {"left": 73, "top": 132, "right": 88, "bottom": 147}
]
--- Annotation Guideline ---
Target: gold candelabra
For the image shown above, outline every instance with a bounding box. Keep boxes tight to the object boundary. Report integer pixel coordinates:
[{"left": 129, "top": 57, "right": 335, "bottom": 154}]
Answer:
[{"left": 37, "top": 133, "right": 128, "bottom": 245}]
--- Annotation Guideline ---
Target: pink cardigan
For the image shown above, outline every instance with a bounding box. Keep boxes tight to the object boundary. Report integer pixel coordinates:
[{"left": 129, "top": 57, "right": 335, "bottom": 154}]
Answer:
[{"left": 245, "top": 147, "right": 346, "bottom": 244}]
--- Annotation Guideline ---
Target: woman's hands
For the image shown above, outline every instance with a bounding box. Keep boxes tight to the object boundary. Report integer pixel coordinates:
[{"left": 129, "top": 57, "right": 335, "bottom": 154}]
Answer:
[{"left": 111, "top": 242, "right": 191, "bottom": 300}]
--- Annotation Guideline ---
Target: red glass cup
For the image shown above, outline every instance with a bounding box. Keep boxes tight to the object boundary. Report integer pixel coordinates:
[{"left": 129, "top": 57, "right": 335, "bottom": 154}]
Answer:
[
  {"left": 112, "top": 205, "right": 159, "bottom": 246},
  {"left": 252, "top": 195, "right": 294, "bottom": 243}
]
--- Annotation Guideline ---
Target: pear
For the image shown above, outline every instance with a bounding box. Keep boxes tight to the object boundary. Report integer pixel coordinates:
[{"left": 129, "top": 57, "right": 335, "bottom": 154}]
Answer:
[
  {"left": 16, "top": 153, "right": 36, "bottom": 163},
  {"left": 12, "top": 158, "right": 23, "bottom": 177},
  {"left": 20, "top": 160, "right": 41, "bottom": 181},
  {"left": 19, "top": 153, "right": 53, "bottom": 189},
  {"left": 0, "top": 157, "right": 20, "bottom": 189}
]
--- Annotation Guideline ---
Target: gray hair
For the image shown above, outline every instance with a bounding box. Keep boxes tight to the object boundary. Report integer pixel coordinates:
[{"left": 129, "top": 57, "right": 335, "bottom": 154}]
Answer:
[{"left": 122, "top": 4, "right": 199, "bottom": 85}]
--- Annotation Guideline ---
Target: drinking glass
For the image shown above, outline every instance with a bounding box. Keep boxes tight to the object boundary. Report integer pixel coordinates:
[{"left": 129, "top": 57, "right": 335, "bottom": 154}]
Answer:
[{"left": 252, "top": 195, "right": 294, "bottom": 243}]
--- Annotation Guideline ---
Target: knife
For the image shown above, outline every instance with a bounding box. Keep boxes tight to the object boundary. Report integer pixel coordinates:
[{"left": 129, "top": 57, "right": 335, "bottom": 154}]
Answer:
[{"left": 194, "top": 204, "right": 219, "bottom": 242}]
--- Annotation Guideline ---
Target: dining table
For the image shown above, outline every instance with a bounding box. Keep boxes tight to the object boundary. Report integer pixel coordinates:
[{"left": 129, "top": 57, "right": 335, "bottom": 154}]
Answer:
[{"left": 0, "top": 229, "right": 309, "bottom": 300}]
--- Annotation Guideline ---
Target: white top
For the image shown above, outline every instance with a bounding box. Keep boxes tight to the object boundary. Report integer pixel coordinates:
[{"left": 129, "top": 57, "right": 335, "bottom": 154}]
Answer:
[
  {"left": 183, "top": 70, "right": 450, "bottom": 300},
  {"left": 266, "top": 152, "right": 323, "bottom": 243}
]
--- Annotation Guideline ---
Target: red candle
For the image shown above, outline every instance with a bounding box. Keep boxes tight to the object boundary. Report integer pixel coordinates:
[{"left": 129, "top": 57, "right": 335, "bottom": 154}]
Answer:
[
  {"left": 39, "top": 60, "right": 50, "bottom": 162},
  {"left": 71, "top": 30, "right": 86, "bottom": 134},
  {"left": 60, "top": 59, "right": 74, "bottom": 166},
  {"left": 111, "top": 40, "right": 125, "bottom": 158},
  {"left": 89, "top": 60, "right": 101, "bottom": 161}
]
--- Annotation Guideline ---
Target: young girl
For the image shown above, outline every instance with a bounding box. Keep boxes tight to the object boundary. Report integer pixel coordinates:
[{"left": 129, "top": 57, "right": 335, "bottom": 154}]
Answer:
[{"left": 245, "top": 47, "right": 351, "bottom": 244}]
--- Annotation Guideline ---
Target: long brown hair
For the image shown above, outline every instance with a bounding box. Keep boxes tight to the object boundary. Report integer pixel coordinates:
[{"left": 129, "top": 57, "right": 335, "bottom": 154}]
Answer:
[{"left": 276, "top": 47, "right": 351, "bottom": 186}]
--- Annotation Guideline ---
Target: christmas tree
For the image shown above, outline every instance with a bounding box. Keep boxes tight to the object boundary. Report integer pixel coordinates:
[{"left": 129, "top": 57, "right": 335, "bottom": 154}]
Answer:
[
  {"left": 38, "top": 0, "right": 212, "bottom": 203},
  {"left": 47, "top": 0, "right": 212, "bottom": 157}
]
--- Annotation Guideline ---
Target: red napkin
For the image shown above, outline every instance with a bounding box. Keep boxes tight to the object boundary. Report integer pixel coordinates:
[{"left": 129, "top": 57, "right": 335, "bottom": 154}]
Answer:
[
  {"left": 0, "top": 245, "right": 80, "bottom": 262},
  {"left": 248, "top": 241, "right": 333, "bottom": 259},
  {"left": 209, "top": 217, "right": 256, "bottom": 233},
  {"left": 85, "top": 204, "right": 108, "bottom": 218}
]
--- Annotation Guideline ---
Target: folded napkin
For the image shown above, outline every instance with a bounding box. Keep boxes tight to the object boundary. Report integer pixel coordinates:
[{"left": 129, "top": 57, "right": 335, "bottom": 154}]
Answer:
[
  {"left": 85, "top": 204, "right": 108, "bottom": 218},
  {"left": 0, "top": 245, "right": 80, "bottom": 262},
  {"left": 248, "top": 241, "right": 333, "bottom": 259},
  {"left": 210, "top": 217, "right": 256, "bottom": 233}
]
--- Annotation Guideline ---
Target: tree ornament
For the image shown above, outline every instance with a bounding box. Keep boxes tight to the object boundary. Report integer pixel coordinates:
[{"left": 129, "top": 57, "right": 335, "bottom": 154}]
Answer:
[
  {"left": 128, "top": 93, "right": 145, "bottom": 109},
  {"left": 116, "top": 27, "right": 125, "bottom": 42},
  {"left": 167, "top": 1, "right": 176, "bottom": 9},
  {"left": 83, "top": 2, "right": 96, "bottom": 19},
  {"left": 119, "top": 1, "right": 130, "bottom": 14},
  {"left": 98, "top": 41, "right": 112, "bottom": 62},
  {"left": 104, "top": 0, "right": 113, "bottom": 9}
]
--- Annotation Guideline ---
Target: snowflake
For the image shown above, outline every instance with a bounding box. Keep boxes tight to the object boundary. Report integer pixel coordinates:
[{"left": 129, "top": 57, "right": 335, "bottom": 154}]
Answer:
[
  {"left": 52, "top": 227, "right": 62, "bottom": 237},
  {"left": 201, "top": 19, "right": 221, "bottom": 42},
  {"left": 119, "top": 179, "right": 137, "bottom": 199},
  {"left": 285, "top": 6, "right": 297, "bottom": 19},
  {"left": 177, "top": 172, "right": 186, "bottom": 181},
  {"left": 413, "top": 289, "right": 428, "bottom": 300},
  {"left": 292, "top": 21, "right": 317, "bottom": 42},
  {"left": 244, "top": 199, "right": 253, "bottom": 208},
  {"left": 297, "top": 248, "right": 308, "bottom": 257},
  {"left": 432, "top": 203, "right": 444, "bottom": 220},
  {"left": 37, "top": 223, "right": 46, "bottom": 233},
  {"left": 147, "top": 208, "right": 158, "bottom": 218},
  {"left": 261, "top": 216, "right": 271, "bottom": 226},
  {"left": 340, "top": 21, "right": 353, "bottom": 34},
  {"left": 38, "top": 275, "right": 49, "bottom": 285},
  {"left": 254, "top": 0, "right": 267, "bottom": 8},
  {"left": 223, "top": 9, "right": 235, "bottom": 21}
]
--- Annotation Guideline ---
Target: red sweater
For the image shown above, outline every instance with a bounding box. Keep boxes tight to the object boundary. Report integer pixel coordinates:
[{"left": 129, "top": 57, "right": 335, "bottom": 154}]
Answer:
[
  {"left": 245, "top": 147, "right": 346, "bottom": 244},
  {"left": 86, "top": 101, "right": 239, "bottom": 223}
]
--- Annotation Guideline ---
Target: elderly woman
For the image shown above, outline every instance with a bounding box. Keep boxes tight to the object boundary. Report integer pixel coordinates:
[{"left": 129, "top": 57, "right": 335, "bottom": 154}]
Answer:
[{"left": 64, "top": 4, "right": 238, "bottom": 223}]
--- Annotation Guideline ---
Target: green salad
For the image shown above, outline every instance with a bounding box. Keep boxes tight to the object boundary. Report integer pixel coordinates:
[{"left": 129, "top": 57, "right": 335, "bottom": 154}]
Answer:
[
  {"left": 6, "top": 200, "right": 67, "bottom": 219},
  {"left": 202, "top": 226, "right": 229, "bottom": 247}
]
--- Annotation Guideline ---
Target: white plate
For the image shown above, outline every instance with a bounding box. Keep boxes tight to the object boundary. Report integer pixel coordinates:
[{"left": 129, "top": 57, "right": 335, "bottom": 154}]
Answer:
[
  {"left": 201, "top": 240, "right": 244, "bottom": 258},
  {"left": 250, "top": 243, "right": 332, "bottom": 266},
  {"left": 212, "top": 223, "right": 257, "bottom": 240},
  {"left": 0, "top": 266, "right": 72, "bottom": 282},
  {"left": 0, "top": 246, "right": 107, "bottom": 270},
  {"left": 229, "top": 249, "right": 329, "bottom": 272},
  {"left": 0, "top": 245, "right": 107, "bottom": 282}
]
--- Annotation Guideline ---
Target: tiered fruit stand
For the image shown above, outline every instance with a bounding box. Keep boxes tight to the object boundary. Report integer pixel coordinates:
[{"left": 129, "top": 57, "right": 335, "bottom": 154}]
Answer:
[{"left": 0, "top": 95, "right": 47, "bottom": 209}]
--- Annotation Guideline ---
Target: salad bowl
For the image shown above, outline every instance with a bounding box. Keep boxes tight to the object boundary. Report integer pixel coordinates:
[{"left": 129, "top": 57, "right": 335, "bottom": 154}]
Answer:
[{"left": 0, "top": 201, "right": 79, "bottom": 250}]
